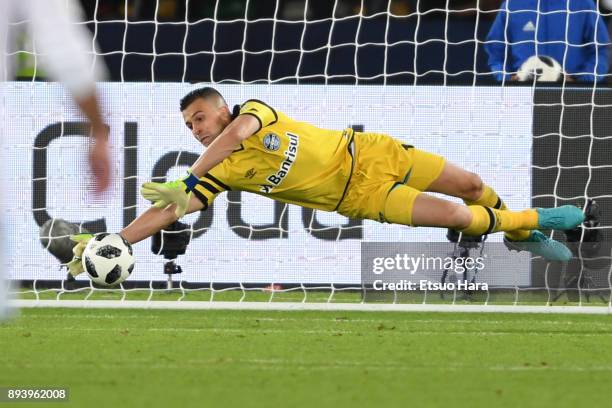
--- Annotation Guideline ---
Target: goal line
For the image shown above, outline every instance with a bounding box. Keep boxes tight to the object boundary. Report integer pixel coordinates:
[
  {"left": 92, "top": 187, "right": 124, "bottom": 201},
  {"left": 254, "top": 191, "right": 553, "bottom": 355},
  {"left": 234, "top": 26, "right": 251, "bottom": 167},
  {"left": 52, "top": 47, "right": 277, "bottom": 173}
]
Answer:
[{"left": 11, "top": 299, "right": 612, "bottom": 315}]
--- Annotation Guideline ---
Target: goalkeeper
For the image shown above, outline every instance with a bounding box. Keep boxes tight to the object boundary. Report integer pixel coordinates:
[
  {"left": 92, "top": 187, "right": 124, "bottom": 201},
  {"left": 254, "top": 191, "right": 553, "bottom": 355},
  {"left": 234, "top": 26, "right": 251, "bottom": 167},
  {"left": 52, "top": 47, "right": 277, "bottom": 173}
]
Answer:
[{"left": 70, "top": 87, "right": 585, "bottom": 274}]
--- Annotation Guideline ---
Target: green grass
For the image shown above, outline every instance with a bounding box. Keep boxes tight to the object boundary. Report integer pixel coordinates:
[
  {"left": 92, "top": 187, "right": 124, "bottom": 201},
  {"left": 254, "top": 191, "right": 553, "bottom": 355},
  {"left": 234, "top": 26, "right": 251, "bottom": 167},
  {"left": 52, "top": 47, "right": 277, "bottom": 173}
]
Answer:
[
  {"left": 2, "top": 308, "right": 612, "bottom": 408},
  {"left": 16, "top": 285, "right": 611, "bottom": 306}
]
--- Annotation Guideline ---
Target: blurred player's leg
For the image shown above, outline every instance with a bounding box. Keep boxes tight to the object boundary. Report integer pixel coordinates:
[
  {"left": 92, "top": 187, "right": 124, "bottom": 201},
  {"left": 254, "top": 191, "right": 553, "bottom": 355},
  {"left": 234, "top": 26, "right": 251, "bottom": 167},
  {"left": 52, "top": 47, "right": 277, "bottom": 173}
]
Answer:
[
  {"left": 0, "top": 0, "right": 109, "bottom": 319},
  {"left": 0, "top": 126, "right": 10, "bottom": 320},
  {"left": 0, "top": 221, "right": 10, "bottom": 321},
  {"left": 0, "top": 108, "right": 10, "bottom": 320},
  {"left": 0, "top": 4, "right": 8, "bottom": 318}
]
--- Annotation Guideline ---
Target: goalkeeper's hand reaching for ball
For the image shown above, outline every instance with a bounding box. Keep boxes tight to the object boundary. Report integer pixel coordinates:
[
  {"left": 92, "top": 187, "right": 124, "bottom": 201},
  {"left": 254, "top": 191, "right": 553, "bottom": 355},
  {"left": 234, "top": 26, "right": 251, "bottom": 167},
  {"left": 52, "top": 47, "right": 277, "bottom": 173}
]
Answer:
[
  {"left": 66, "top": 234, "right": 94, "bottom": 277},
  {"left": 140, "top": 179, "right": 193, "bottom": 219}
]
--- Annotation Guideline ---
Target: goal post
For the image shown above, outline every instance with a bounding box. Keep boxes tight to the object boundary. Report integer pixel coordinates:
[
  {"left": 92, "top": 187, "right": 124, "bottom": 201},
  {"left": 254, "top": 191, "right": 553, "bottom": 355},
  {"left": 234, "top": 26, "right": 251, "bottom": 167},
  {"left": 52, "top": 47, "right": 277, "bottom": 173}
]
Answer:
[{"left": 3, "top": 0, "right": 612, "bottom": 312}]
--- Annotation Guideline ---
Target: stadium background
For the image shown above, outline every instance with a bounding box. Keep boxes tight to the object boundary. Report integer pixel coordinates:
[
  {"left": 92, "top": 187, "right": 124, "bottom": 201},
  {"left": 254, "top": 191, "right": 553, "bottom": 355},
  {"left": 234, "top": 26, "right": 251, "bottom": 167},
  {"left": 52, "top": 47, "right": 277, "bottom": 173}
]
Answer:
[
  {"left": 5, "top": 0, "right": 612, "bottom": 292},
  {"left": 4, "top": 4, "right": 612, "bottom": 408},
  {"left": 19, "top": 0, "right": 612, "bottom": 84}
]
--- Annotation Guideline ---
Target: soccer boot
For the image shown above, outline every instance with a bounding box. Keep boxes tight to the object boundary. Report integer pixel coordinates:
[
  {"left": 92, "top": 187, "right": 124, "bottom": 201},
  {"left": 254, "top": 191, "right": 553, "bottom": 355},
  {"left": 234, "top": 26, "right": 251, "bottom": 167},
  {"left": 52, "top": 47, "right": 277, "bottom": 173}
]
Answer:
[
  {"left": 504, "top": 230, "right": 572, "bottom": 262},
  {"left": 536, "top": 205, "right": 585, "bottom": 231}
]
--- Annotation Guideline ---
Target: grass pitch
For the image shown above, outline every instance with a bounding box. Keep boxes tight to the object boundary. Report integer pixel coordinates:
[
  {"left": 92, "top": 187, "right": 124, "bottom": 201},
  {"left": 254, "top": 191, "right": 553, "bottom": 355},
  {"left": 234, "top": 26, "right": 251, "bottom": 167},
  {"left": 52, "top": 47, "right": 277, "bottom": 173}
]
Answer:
[{"left": 1, "top": 308, "right": 612, "bottom": 408}]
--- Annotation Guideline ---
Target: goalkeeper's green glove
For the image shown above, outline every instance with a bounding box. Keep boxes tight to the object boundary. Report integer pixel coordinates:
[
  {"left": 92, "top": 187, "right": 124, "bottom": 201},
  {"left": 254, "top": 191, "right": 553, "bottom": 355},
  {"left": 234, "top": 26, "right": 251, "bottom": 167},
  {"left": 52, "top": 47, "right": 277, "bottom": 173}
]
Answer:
[
  {"left": 141, "top": 176, "right": 197, "bottom": 219},
  {"left": 66, "top": 234, "right": 93, "bottom": 277}
]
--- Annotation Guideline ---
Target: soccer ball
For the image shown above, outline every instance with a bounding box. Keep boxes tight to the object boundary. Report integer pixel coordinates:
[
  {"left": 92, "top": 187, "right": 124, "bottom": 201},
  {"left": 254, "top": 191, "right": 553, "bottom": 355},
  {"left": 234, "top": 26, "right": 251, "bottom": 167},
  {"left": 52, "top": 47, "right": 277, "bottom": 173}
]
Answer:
[
  {"left": 517, "top": 55, "right": 563, "bottom": 82},
  {"left": 82, "top": 233, "right": 135, "bottom": 286}
]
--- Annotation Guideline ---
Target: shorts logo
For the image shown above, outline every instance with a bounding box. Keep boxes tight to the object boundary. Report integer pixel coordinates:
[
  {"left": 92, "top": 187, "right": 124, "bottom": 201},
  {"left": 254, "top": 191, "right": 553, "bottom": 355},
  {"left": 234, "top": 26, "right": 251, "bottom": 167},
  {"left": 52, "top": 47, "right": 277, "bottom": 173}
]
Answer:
[
  {"left": 245, "top": 168, "right": 257, "bottom": 179},
  {"left": 263, "top": 133, "right": 281, "bottom": 151}
]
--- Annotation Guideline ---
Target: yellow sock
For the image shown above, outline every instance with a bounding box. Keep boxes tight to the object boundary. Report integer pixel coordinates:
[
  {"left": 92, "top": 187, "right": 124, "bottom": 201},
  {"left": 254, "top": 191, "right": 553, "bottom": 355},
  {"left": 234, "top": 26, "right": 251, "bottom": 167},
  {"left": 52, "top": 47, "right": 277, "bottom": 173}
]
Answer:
[
  {"left": 498, "top": 203, "right": 531, "bottom": 241},
  {"left": 464, "top": 184, "right": 502, "bottom": 208},
  {"left": 464, "top": 184, "right": 531, "bottom": 241},
  {"left": 459, "top": 206, "right": 492, "bottom": 236},
  {"left": 459, "top": 206, "right": 539, "bottom": 236}
]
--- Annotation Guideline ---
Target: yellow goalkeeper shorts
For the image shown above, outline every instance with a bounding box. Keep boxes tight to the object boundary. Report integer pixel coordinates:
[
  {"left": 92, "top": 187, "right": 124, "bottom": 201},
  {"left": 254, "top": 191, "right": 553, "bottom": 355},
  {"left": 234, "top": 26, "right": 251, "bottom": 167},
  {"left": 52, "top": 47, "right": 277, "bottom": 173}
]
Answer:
[{"left": 337, "top": 132, "right": 445, "bottom": 222}]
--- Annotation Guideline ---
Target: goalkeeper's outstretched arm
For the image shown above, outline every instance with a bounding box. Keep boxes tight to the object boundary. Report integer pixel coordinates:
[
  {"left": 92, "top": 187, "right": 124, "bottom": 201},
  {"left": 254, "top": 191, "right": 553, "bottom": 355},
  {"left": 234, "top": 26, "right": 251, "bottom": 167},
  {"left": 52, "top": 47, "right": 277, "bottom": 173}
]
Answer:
[
  {"left": 67, "top": 191, "right": 205, "bottom": 276},
  {"left": 120, "top": 196, "right": 206, "bottom": 245}
]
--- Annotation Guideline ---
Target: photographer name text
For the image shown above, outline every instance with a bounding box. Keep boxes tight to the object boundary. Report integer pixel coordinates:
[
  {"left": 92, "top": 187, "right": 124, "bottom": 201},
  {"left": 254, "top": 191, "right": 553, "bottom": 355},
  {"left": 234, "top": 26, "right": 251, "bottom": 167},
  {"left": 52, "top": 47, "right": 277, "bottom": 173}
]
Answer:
[{"left": 372, "top": 280, "right": 488, "bottom": 291}]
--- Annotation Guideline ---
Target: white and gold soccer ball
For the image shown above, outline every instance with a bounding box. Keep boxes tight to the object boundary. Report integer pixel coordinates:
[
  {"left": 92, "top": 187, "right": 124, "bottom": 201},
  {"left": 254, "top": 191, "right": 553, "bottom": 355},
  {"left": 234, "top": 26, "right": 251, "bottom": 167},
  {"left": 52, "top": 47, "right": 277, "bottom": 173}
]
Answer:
[
  {"left": 82, "top": 233, "right": 135, "bottom": 286},
  {"left": 517, "top": 55, "right": 563, "bottom": 82}
]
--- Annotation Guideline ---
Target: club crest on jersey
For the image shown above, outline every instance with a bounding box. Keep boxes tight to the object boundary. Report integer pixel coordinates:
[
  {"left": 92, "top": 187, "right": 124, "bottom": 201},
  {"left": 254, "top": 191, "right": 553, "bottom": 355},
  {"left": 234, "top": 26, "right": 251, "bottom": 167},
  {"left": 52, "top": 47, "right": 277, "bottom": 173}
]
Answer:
[{"left": 263, "top": 133, "right": 281, "bottom": 151}]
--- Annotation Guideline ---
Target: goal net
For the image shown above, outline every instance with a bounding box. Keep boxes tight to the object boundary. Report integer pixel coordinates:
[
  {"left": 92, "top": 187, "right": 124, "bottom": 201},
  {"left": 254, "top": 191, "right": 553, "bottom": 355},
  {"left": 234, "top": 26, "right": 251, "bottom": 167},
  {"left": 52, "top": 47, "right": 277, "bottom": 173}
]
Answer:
[{"left": 3, "top": 0, "right": 612, "bottom": 312}]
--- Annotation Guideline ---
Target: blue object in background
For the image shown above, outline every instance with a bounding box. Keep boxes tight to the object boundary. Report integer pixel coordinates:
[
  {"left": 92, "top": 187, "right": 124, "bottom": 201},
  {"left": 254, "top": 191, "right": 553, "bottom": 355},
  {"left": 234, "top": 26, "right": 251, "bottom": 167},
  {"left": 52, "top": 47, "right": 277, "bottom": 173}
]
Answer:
[{"left": 485, "top": 0, "right": 609, "bottom": 82}]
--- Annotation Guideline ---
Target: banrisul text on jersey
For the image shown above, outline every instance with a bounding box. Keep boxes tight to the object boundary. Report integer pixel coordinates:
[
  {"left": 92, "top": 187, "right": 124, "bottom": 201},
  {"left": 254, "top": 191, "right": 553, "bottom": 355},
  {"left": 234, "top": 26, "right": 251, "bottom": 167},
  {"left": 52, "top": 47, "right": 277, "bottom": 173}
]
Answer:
[{"left": 260, "top": 132, "right": 299, "bottom": 193}]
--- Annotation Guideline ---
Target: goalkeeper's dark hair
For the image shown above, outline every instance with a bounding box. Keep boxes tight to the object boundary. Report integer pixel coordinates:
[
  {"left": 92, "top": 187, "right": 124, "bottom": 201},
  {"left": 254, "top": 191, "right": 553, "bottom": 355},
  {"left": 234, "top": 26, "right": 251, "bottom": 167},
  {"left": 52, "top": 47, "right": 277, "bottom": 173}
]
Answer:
[{"left": 180, "top": 87, "right": 227, "bottom": 111}]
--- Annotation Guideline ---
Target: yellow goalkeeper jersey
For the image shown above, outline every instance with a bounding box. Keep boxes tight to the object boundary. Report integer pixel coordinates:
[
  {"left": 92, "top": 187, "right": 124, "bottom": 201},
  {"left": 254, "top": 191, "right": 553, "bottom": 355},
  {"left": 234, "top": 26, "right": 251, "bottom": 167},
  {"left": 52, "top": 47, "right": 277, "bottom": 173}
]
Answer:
[{"left": 192, "top": 99, "right": 355, "bottom": 212}]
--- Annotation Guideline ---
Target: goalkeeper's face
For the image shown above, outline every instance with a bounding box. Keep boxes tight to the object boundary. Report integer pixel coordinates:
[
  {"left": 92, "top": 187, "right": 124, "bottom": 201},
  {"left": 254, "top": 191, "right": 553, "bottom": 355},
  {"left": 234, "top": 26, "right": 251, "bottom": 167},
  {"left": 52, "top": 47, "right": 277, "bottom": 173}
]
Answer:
[{"left": 182, "top": 98, "right": 232, "bottom": 147}]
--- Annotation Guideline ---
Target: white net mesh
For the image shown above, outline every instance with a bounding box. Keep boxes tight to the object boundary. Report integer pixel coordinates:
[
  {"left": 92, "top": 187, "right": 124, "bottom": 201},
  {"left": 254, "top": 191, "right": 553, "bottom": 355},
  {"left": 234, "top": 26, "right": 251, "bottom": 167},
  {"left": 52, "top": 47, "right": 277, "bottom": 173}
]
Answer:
[{"left": 3, "top": 0, "right": 612, "bottom": 310}]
